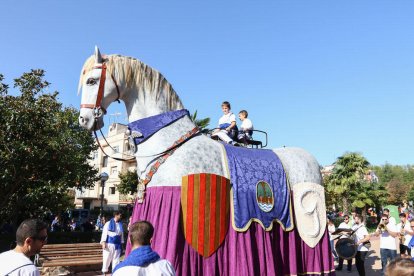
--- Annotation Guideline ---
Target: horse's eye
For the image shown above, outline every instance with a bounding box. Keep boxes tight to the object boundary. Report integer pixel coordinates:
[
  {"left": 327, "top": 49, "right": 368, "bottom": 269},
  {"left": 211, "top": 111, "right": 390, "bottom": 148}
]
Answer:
[{"left": 86, "top": 78, "right": 97, "bottom": 85}]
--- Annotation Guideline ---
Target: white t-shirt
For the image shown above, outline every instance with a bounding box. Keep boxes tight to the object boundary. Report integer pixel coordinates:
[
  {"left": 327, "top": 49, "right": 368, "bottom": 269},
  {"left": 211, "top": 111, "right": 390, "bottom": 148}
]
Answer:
[
  {"left": 218, "top": 112, "right": 236, "bottom": 128},
  {"left": 352, "top": 224, "right": 369, "bottom": 252},
  {"left": 397, "top": 221, "right": 413, "bottom": 246},
  {"left": 389, "top": 217, "right": 397, "bottom": 226},
  {"left": 240, "top": 118, "right": 253, "bottom": 131},
  {"left": 0, "top": 250, "right": 40, "bottom": 276},
  {"left": 338, "top": 222, "right": 351, "bottom": 239},
  {"left": 380, "top": 223, "right": 398, "bottom": 250},
  {"left": 112, "top": 259, "right": 176, "bottom": 276}
]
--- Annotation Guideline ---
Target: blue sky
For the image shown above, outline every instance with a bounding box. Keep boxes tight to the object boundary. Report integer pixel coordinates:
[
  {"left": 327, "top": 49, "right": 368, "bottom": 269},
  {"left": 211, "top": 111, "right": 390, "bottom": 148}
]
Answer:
[{"left": 1, "top": 1, "right": 413, "bottom": 166}]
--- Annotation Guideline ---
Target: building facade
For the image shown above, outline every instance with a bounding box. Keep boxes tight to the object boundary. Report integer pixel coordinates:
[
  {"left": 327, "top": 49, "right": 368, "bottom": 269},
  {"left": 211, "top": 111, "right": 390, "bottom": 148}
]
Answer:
[{"left": 74, "top": 123, "right": 137, "bottom": 212}]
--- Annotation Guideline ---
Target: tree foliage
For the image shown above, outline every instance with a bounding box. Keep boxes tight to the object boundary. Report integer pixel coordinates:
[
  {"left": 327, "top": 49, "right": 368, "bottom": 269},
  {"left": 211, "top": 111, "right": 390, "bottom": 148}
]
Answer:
[
  {"left": 0, "top": 70, "right": 98, "bottom": 224},
  {"left": 117, "top": 169, "right": 139, "bottom": 195},
  {"left": 324, "top": 152, "right": 386, "bottom": 215},
  {"left": 372, "top": 164, "right": 414, "bottom": 205},
  {"left": 190, "top": 110, "right": 210, "bottom": 133}
]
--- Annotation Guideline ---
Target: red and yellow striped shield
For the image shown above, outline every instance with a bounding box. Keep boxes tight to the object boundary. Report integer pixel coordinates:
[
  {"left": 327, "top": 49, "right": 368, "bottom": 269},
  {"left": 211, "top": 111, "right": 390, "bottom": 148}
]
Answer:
[{"left": 181, "top": 173, "right": 230, "bottom": 258}]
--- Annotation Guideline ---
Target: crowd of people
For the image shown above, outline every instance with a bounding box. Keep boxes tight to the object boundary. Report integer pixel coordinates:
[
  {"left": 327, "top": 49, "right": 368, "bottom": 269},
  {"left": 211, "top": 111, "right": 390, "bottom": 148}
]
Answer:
[
  {"left": 0, "top": 215, "right": 175, "bottom": 276},
  {"left": 328, "top": 208, "right": 414, "bottom": 275}
]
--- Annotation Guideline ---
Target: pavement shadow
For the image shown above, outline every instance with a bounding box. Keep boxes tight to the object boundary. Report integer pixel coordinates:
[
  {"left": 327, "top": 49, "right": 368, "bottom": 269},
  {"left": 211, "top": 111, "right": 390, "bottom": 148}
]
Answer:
[{"left": 365, "top": 249, "right": 382, "bottom": 276}]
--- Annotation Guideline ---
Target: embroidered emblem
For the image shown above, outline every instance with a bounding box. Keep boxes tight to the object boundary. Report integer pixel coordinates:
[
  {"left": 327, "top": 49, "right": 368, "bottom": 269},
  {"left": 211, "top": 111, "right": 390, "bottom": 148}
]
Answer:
[{"left": 256, "top": 181, "right": 274, "bottom": 212}]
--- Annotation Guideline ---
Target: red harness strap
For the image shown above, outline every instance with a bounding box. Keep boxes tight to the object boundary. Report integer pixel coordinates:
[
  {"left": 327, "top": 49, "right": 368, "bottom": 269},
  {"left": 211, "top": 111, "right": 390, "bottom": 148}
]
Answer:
[{"left": 137, "top": 126, "right": 200, "bottom": 203}]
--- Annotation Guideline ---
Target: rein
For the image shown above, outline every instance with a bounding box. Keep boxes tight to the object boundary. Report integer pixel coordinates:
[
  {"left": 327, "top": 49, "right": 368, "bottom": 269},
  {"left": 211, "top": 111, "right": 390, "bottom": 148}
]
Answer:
[{"left": 93, "top": 130, "right": 135, "bottom": 162}]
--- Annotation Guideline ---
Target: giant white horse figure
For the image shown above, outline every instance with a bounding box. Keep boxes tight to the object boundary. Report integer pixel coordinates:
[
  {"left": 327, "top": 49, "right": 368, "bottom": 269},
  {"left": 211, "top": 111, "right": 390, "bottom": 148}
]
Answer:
[{"left": 79, "top": 47, "right": 334, "bottom": 275}]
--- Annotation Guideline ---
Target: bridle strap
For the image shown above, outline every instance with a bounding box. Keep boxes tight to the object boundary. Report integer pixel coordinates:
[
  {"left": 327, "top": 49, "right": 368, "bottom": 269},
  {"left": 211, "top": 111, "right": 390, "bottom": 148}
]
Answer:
[
  {"left": 80, "top": 62, "right": 120, "bottom": 112},
  {"left": 95, "top": 63, "right": 107, "bottom": 109}
]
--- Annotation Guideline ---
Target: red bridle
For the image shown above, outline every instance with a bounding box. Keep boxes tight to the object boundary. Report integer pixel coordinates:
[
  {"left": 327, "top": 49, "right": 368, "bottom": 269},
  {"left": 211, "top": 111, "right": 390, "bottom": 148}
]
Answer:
[{"left": 80, "top": 63, "right": 120, "bottom": 117}]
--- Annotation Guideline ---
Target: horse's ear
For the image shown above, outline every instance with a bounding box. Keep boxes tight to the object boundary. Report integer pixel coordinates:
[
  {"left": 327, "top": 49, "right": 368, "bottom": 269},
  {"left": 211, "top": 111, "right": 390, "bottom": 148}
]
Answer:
[{"left": 94, "top": 46, "right": 103, "bottom": 64}]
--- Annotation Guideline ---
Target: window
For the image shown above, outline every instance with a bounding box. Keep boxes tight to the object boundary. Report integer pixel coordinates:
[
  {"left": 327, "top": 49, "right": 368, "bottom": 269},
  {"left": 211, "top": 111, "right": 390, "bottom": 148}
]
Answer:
[
  {"left": 102, "top": 156, "right": 108, "bottom": 167},
  {"left": 111, "top": 166, "right": 118, "bottom": 175},
  {"left": 109, "top": 187, "right": 116, "bottom": 195},
  {"left": 92, "top": 151, "right": 99, "bottom": 160}
]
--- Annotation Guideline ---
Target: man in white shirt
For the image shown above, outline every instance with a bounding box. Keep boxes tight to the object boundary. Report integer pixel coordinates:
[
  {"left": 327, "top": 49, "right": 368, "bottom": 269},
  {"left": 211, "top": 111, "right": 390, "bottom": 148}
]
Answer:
[
  {"left": 352, "top": 214, "right": 370, "bottom": 276},
  {"left": 383, "top": 208, "right": 397, "bottom": 226},
  {"left": 336, "top": 215, "right": 353, "bottom": 272},
  {"left": 0, "top": 219, "right": 48, "bottom": 276},
  {"left": 374, "top": 213, "right": 399, "bottom": 275},
  {"left": 396, "top": 212, "right": 414, "bottom": 257},
  {"left": 101, "top": 211, "right": 124, "bottom": 275},
  {"left": 112, "top": 220, "right": 175, "bottom": 276}
]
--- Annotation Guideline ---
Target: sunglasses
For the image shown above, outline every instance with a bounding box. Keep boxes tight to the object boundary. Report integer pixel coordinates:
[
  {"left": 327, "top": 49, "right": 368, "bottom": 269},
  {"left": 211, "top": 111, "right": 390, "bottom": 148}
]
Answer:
[{"left": 33, "top": 235, "right": 48, "bottom": 242}]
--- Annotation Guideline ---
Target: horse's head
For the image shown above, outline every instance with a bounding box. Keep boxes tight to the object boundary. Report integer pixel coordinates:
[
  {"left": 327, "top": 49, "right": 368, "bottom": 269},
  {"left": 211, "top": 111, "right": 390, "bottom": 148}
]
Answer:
[{"left": 78, "top": 46, "right": 120, "bottom": 131}]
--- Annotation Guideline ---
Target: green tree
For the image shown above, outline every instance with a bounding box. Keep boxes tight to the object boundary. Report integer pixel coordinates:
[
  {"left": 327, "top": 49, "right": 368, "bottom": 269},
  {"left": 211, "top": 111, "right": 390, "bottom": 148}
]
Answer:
[
  {"left": 117, "top": 170, "right": 139, "bottom": 195},
  {"left": 324, "top": 152, "right": 370, "bottom": 214},
  {"left": 0, "top": 70, "right": 98, "bottom": 224},
  {"left": 372, "top": 164, "right": 414, "bottom": 206},
  {"left": 190, "top": 110, "right": 210, "bottom": 133}
]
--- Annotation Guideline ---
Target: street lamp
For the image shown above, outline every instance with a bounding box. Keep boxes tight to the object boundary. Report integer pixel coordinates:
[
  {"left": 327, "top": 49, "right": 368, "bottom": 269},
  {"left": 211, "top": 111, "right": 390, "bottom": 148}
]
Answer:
[{"left": 100, "top": 172, "right": 109, "bottom": 216}]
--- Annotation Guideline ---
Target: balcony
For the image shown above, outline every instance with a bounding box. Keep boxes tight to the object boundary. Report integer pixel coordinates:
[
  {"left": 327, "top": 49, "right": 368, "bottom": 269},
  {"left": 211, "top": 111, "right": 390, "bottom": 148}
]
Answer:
[{"left": 75, "top": 188, "right": 99, "bottom": 199}]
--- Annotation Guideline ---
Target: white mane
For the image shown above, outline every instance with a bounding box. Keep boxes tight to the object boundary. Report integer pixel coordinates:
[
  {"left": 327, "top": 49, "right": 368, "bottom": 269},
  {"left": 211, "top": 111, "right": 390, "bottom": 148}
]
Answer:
[{"left": 78, "top": 54, "right": 183, "bottom": 110}]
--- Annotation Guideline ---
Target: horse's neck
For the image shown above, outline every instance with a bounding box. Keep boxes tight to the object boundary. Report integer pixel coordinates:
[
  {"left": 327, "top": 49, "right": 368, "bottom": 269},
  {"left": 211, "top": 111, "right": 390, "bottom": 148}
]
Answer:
[
  {"left": 123, "top": 87, "right": 183, "bottom": 122},
  {"left": 134, "top": 114, "right": 197, "bottom": 175}
]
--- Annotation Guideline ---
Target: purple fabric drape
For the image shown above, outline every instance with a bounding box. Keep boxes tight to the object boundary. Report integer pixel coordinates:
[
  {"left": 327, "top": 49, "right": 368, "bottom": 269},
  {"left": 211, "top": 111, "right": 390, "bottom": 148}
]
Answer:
[{"left": 126, "top": 186, "right": 335, "bottom": 276}]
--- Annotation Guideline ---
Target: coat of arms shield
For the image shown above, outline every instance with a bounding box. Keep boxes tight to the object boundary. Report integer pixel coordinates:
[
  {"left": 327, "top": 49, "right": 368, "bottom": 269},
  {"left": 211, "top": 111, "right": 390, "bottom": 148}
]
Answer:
[{"left": 181, "top": 173, "right": 230, "bottom": 257}]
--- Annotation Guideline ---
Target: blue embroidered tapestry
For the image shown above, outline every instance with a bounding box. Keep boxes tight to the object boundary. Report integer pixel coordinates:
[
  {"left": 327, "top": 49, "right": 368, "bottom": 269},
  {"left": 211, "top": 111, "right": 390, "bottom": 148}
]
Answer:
[
  {"left": 223, "top": 144, "right": 292, "bottom": 231},
  {"left": 128, "top": 109, "right": 189, "bottom": 145}
]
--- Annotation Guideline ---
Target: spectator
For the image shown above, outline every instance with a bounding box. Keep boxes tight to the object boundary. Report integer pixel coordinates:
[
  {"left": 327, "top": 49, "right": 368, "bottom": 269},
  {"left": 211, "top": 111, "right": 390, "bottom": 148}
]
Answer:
[
  {"left": 0, "top": 219, "right": 48, "bottom": 276},
  {"left": 112, "top": 221, "right": 175, "bottom": 276},
  {"left": 96, "top": 216, "right": 107, "bottom": 232},
  {"left": 375, "top": 213, "right": 399, "bottom": 275},
  {"left": 69, "top": 218, "right": 78, "bottom": 231},
  {"left": 385, "top": 258, "right": 414, "bottom": 276},
  {"left": 327, "top": 217, "right": 338, "bottom": 261},
  {"left": 101, "top": 211, "right": 124, "bottom": 275},
  {"left": 50, "top": 215, "right": 62, "bottom": 232},
  {"left": 407, "top": 219, "right": 414, "bottom": 260}
]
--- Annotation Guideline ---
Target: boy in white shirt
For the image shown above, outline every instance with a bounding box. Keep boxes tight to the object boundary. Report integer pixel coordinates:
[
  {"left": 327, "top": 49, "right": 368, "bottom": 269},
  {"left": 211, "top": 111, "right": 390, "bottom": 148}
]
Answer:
[
  {"left": 212, "top": 101, "right": 238, "bottom": 145},
  {"left": 237, "top": 110, "right": 253, "bottom": 142}
]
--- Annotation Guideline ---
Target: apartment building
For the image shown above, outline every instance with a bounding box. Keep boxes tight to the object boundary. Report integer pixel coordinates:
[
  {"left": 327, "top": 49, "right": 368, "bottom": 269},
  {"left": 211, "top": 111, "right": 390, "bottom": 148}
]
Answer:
[{"left": 74, "top": 123, "right": 137, "bottom": 211}]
